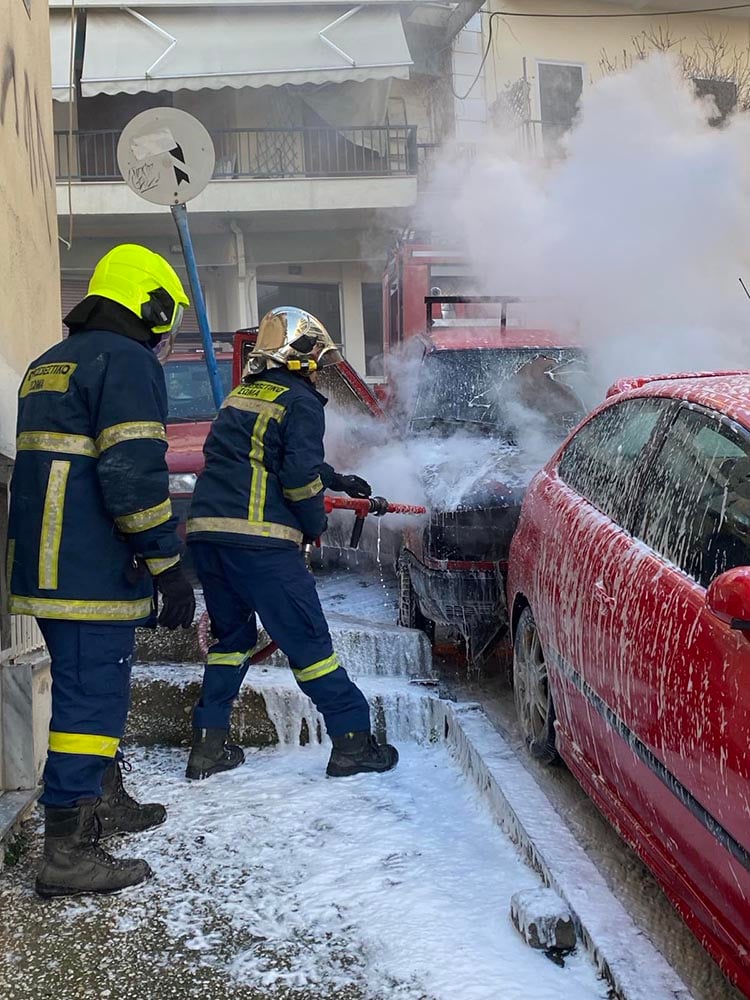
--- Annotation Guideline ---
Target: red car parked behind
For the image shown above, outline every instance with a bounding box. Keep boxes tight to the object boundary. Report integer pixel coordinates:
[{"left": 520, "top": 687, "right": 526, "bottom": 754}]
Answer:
[{"left": 507, "top": 371, "right": 750, "bottom": 996}]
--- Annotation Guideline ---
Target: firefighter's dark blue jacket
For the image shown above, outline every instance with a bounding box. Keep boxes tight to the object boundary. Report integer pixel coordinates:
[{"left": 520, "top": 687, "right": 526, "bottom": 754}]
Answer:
[
  {"left": 187, "top": 368, "right": 328, "bottom": 548},
  {"left": 8, "top": 330, "right": 181, "bottom": 623}
]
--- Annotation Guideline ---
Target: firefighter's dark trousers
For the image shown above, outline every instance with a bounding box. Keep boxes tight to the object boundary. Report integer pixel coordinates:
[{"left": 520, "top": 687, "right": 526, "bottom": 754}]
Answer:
[
  {"left": 37, "top": 619, "right": 134, "bottom": 808},
  {"left": 189, "top": 541, "right": 371, "bottom": 737}
]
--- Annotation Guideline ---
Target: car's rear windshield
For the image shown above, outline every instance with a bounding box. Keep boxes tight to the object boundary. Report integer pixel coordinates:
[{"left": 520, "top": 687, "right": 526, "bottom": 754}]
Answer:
[
  {"left": 165, "top": 358, "right": 233, "bottom": 423},
  {"left": 411, "top": 347, "right": 590, "bottom": 441}
]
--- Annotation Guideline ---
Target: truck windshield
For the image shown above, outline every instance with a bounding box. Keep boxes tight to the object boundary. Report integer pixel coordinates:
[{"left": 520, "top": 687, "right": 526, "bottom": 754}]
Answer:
[
  {"left": 411, "top": 348, "right": 589, "bottom": 442},
  {"left": 165, "top": 359, "right": 233, "bottom": 423}
]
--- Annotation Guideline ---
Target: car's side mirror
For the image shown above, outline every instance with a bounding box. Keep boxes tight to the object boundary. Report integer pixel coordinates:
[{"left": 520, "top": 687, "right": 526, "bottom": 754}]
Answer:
[{"left": 706, "top": 566, "right": 750, "bottom": 631}]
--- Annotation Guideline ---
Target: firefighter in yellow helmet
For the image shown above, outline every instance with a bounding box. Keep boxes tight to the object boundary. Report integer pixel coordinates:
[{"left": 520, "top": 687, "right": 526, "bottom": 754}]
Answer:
[
  {"left": 8, "top": 244, "right": 195, "bottom": 897},
  {"left": 186, "top": 307, "right": 398, "bottom": 780}
]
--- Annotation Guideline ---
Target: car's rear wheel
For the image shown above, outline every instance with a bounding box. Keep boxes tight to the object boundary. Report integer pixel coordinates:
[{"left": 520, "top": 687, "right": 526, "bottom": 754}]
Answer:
[{"left": 513, "top": 606, "right": 560, "bottom": 765}]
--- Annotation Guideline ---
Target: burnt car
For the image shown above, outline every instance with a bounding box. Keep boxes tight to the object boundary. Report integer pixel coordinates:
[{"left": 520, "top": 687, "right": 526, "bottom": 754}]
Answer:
[{"left": 397, "top": 299, "right": 587, "bottom": 662}]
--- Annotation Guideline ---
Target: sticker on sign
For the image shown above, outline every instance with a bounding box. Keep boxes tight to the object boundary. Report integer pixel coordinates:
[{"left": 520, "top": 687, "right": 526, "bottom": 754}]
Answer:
[{"left": 117, "top": 108, "right": 215, "bottom": 206}]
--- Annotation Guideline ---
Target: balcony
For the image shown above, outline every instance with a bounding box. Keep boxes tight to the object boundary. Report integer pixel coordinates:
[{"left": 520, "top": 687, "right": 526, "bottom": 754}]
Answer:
[{"left": 55, "top": 125, "right": 419, "bottom": 183}]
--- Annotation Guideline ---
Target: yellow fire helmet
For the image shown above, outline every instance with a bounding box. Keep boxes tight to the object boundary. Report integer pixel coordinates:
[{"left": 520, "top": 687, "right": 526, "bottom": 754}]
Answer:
[
  {"left": 87, "top": 244, "right": 190, "bottom": 362},
  {"left": 244, "top": 307, "right": 343, "bottom": 377}
]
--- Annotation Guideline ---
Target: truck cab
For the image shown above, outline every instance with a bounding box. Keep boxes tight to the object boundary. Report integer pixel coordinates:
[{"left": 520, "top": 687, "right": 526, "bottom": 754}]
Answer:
[{"left": 382, "top": 235, "right": 589, "bottom": 663}]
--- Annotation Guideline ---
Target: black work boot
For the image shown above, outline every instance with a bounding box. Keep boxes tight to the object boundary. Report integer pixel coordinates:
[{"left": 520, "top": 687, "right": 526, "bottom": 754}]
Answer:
[
  {"left": 35, "top": 801, "right": 153, "bottom": 898},
  {"left": 96, "top": 759, "right": 167, "bottom": 840},
  {"left": 186, "top": 728, "right": 245, "bottom": 781},
  {"left": 327, "top": 732, "right": 399, "bottom": 778}
]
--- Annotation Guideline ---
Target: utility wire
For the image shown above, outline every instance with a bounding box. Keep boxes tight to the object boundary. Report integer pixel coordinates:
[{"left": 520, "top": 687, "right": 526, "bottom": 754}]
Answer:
[
  {"left": 489, "top": 3, "right": 750, "bottom": 16},
  {"left": 452, "top": 4, "right": 750, "bottom": 101},
  {"left": 451, "top": 11, "right": 498, "bottom": 99}
]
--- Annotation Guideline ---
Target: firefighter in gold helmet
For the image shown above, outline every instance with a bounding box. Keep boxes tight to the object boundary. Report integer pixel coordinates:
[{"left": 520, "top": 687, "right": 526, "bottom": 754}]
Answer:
[
  {"left": 186, "top": 307, "right": 398, "bottom": 780},
  {"left": 8, "top": 244, "right": 196, "bottom": 898}
]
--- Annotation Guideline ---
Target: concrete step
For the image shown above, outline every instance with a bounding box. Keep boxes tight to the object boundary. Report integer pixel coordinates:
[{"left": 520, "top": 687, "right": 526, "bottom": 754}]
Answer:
[
  {"left": 136, "top": 612, "right": 432, "bottom": 679},
  {"left": 127, "top": 663, "right": 438, "bottom": 748}
]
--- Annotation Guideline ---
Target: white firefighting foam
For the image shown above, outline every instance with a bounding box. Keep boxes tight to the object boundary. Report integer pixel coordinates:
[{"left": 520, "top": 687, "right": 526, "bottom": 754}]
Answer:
[{"left": 11, "top": 743, "right": 609, "bottom": 1000}]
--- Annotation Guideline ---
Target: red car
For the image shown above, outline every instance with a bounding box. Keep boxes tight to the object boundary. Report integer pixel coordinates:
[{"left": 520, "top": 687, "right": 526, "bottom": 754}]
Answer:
[
  {"left": 164, "top": 349, "right": 233, "bottom": 534},
  {"left": 507, "top": 370, "right": 750, "bottom": 995}
]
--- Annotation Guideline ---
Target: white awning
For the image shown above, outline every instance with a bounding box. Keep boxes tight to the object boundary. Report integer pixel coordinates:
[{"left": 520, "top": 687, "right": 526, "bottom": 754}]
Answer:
[
  {"left": 81, "top": 7, "right": 413, "bottom": 98},
  {"left": 50, "top": 11, "right": 74, "bottom": 102}
]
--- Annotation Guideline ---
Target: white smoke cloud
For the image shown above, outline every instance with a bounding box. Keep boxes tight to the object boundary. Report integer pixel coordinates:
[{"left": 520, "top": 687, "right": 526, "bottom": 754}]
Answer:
[
  {"left": 424, "top": 54, "right": 750, "bottom": 393},
  {"left": 327, "top": 55, "right": 750, "bottom": 523}
]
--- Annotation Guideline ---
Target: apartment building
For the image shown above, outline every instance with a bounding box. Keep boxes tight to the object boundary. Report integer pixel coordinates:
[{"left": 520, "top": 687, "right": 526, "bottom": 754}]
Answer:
[
  {"left": 49, "top": 0, "right": 481, "bottom": 377},
  {"left": 473, "top": 0, "right": 750, "bottom": 154}
]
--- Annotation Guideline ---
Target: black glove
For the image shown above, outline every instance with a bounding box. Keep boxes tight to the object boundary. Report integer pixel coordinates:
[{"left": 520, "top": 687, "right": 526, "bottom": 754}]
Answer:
[
  {"left": 328, "top": 472, "right": 372, "bottom": 499},
  {"left": 154, "top": 563, "right": 196, "bottom": 630}
]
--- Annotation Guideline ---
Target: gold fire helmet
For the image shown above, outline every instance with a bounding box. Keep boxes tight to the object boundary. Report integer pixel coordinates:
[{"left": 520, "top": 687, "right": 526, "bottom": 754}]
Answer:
[{"left": 244, "top": 307, "right": 343, "bottom": 377}]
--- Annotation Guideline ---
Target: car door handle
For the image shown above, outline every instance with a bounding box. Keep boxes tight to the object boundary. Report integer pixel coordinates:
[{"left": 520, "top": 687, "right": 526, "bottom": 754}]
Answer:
[{"left": 593, "top": 581, "right": 616, "bottom": 607}]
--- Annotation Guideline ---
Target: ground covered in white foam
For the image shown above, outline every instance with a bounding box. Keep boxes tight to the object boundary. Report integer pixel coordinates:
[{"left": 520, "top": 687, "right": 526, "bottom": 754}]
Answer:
[{"left": 1, "top": 743, "right": 609, "bottom": 1000}]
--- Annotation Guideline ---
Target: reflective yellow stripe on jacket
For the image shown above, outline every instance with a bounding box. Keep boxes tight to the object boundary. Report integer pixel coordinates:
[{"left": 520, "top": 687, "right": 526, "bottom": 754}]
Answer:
[
  {"left": 186, "top": 517, "right": 302, "bottom": 545},
  {"left": 283, "top": 476, "right": 324, "bottom": 502},
  {"left": 17, "top": 431, "right": 97, "bottom": 458},
  {"left": 145, "top": 555, "right": 180, "bottom": 576},
  {"left": 9, "top": 594, "right": 153, "bottom": 621},
  {"left": 221, "top": 397, "right": 287, "bottom": 527},
  {"left": 96, "top": 421, "right": 166, "bottom": 453},
  {"left": 17, "top": 423, "right": 165, "bottom": 458},
  {"left": 38, "top": 460, "right": 70, "bottom": 590},
  {"left": 115, "top": 499, "right": 172, "bottom": 534}
]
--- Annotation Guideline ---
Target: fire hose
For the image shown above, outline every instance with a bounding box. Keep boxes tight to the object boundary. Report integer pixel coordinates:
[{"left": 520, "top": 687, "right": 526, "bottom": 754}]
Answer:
[{"left": 197, "top": 494, "right": 426, "bottom": 661}]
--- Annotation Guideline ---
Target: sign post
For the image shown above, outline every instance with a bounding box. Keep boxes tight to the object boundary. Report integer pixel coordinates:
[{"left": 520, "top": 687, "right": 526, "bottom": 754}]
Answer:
[{"left": 117, "top": 108, "right": 224, "bottom": 408}]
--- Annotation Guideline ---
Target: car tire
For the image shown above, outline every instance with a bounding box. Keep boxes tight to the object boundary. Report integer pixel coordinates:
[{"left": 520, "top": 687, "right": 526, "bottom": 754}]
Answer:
[
  {"left": 513, "top": 606, "right": 560, "bottom": 765},
  {"left": 398, "top": 558, "right": 434, "bottom": 642}
]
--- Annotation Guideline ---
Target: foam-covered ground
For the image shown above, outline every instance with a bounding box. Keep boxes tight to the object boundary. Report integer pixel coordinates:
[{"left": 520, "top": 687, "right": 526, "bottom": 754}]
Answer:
[{"left": 1, "top": 743, "right": 608, "bottom": 1000}]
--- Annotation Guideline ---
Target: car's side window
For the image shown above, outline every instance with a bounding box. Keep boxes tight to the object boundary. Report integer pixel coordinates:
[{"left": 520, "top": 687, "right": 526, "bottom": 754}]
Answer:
[
  {"left": 635, "top": 408, "right": 750, "bottom": 588},
  {"left": 557, "top": 398, "right": 668, "bottom": 524}
]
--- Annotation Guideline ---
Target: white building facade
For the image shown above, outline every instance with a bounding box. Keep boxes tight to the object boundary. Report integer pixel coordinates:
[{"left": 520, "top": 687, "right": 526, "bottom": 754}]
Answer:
[{"left": 50, "top": 0, "right": 475, "bottom": 376}]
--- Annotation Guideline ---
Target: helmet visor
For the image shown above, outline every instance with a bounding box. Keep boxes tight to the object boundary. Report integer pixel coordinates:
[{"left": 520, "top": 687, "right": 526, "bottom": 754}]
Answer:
[{"left": 152, "top": 304, "right": 184, "bottom": 364}]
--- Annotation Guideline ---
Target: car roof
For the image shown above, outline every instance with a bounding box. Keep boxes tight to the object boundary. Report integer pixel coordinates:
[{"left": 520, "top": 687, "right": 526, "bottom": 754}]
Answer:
[
  {"left": 612, "top": 372, "right": 750, "bottom": 430},
  {"left": 424, "top": 328, "right": 582, "bottom": 351}
]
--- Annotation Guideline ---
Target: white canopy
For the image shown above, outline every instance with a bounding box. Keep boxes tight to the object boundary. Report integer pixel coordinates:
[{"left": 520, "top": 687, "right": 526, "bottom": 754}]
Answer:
[
  {"left": 80, "top": 6, "right": 412, "bottom": 97},
  {"left": 50, "top": 11, "right": 74, "bottom": 102}
]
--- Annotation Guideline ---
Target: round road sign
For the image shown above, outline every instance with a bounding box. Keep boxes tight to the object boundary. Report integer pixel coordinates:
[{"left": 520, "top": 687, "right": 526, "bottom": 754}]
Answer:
[{"left": 117, "top": 108, "right": 215, "bottom": 206}]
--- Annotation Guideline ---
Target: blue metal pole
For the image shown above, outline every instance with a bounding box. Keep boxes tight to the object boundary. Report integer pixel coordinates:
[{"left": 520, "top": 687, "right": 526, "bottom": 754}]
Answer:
[{"left": 170, "top": 202, "right": 224, "bottom": 409}]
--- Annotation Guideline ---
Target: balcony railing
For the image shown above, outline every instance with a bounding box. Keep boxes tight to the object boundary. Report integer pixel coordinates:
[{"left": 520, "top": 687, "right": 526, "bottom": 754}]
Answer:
[{"left": 54, "top": 125, "right": 419, "bottom": 182}]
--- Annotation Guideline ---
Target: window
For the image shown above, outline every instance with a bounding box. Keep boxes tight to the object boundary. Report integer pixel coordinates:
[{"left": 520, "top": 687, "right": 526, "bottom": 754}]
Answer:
[
  {"left": 362, "top": 283, "right": 384, "bottom": 377},
  {"left": 692, "top": 78, "right": 737, "bottom": 126},
  {"left": 635, "top": 408, "right": 750, "bottom": 587},
  {"left": 538, "top": 62, "right": 583, "bottom": 154},
  {"left": 164, "top": 358, "right": 233, "bottom": 423},
  {"left": 257, "top": 282, "right": 342, "bottom": 346},
  {"left": 411, "top": 348, "right": 586, "bottom": 443},
  {"left": 558, "top": 398, "right": 669, "bottom": 524}
]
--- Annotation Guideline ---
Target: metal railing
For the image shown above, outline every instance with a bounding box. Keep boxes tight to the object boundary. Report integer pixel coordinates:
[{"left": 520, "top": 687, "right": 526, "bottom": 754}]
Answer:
[
  {"left": 55, "top": 125, "right": 419, "bottom": 182},
  {"left": 417, "top": 141, "right": 476, "bottom": 184},
  {"left": 1, "top": 616, "right": 44, "bottom": 665}
]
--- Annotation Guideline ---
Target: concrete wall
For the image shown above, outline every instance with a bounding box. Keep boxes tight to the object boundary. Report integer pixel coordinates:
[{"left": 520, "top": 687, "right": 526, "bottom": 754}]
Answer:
[
  {"left": 485, "top": 0, "right": 750, "bottom": 122},
  {"left": 0, "top": 0, "right": 58, "bottom": 792},
  {"left": 0, "top": 0, "right": 60, "bottom": 457}
]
